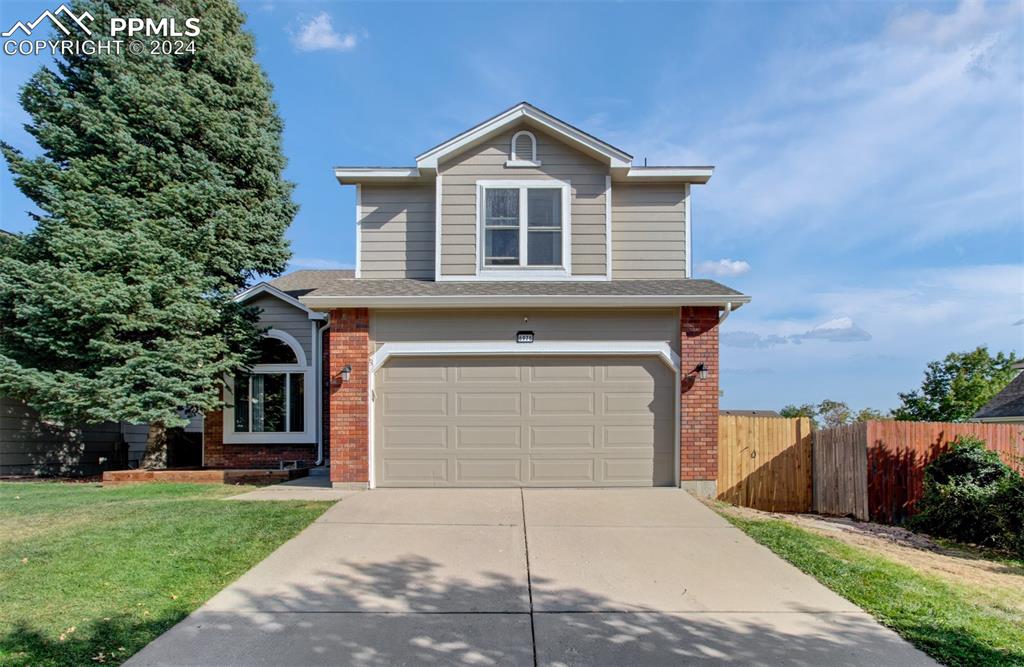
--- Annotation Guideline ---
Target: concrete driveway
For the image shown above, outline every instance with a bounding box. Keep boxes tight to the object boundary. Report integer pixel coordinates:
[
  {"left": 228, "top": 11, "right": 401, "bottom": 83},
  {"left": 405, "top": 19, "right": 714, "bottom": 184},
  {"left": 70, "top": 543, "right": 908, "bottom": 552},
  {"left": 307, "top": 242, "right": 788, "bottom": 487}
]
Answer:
[{"left": 129, "top": 489, "right": 934, "bottom": 666}]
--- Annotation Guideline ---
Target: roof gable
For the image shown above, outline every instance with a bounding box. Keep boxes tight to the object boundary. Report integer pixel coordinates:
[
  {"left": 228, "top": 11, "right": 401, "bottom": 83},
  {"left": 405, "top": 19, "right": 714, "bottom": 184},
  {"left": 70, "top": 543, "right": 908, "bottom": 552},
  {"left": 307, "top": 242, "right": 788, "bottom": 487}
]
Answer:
[
  {"left": 416, "top": 102, "right": 633, "bottom": 170},
  {"left": 234, "top": 281, "right": 326, "bottom": 320}
]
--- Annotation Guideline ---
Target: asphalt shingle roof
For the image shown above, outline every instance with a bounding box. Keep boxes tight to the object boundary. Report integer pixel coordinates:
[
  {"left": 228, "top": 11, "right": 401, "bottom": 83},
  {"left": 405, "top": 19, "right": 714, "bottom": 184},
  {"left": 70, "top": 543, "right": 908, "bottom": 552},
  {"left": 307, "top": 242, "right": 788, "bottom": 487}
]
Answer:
[
  {"left": 269, "top": 270, "right": 745, "bottom": 300},
  {"left": 973, "top": 370, "right": 1024, "bottom": 420}
]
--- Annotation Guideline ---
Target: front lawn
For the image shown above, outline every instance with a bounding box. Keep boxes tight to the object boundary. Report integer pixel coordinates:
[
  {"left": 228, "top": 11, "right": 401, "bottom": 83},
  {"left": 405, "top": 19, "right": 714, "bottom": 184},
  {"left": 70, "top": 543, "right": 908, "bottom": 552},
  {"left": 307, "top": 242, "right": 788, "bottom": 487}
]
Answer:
[
  {"left": 0, "top": 482, "right": 331, "bottom": 666},
  {"left": 724, "top": 513, "right": 1024, "bottom": 667}
]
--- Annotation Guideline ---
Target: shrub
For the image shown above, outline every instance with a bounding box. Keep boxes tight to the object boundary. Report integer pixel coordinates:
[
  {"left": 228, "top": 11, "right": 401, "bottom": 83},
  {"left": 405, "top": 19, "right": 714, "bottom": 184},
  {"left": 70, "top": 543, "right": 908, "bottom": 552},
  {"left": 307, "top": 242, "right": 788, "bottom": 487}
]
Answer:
[
  {"left": 909, "top": 435, "right": 1024, "bottom": 556},
  {"left": 992, "top": 473, "right": 1024, "bottom": 556}
]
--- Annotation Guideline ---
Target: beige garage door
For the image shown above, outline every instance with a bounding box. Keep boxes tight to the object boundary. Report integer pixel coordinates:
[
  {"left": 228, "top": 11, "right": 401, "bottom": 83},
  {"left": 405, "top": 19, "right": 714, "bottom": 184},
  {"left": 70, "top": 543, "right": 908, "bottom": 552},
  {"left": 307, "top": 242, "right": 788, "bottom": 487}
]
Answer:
[{"left": 374, "top": 356, "right": 675, "bottom": 487}]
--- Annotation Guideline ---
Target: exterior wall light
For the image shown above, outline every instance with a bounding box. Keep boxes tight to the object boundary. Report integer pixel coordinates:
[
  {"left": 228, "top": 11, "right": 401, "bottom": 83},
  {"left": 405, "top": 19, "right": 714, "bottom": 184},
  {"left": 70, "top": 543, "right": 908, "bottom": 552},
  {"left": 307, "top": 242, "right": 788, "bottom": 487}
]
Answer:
[
  {"left": 340, "top": 364, "right": 352, "bottom": 382},
  {"left": 695, "top": 363, "right": 708, "bottom": 381}
]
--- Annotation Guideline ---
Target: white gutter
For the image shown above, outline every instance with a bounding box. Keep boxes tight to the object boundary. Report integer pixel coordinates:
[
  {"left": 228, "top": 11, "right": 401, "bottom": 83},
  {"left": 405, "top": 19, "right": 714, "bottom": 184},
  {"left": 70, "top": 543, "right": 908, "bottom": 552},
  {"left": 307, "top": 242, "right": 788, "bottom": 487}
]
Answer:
[
  {"left": 313, "top": 320, "right": 330, "bottom": 466},
  {"left": 719, "top": 302, "right": 733, "bottom": 325},
  {"left": 301, "top": 294, "right": 750, "bottom": 310}
]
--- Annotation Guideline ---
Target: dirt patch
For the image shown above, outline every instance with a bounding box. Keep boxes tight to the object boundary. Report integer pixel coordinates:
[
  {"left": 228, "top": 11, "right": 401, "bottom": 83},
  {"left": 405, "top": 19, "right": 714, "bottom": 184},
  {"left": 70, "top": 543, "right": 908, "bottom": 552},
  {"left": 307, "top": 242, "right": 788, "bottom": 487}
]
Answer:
[{"left": 714, "top": 501, "right": 1024, "bottom": 608}]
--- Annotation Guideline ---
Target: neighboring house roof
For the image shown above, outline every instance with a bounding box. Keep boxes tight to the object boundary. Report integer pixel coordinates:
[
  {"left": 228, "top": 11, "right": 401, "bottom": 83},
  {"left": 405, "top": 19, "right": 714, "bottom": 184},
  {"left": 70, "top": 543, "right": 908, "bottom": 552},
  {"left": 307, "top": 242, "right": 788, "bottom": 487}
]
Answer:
[
  {"left": 265, "top": 271, "right": 749, "bottom": 309},
  {"left": 720, "top": 410, "right": 781, "bottom": 417},
  {"left": 334, "top": 102, "right": 714, "bottom": 185},
  {"left": 973, "top": 367, "right": 1024, "bottom": 421}
]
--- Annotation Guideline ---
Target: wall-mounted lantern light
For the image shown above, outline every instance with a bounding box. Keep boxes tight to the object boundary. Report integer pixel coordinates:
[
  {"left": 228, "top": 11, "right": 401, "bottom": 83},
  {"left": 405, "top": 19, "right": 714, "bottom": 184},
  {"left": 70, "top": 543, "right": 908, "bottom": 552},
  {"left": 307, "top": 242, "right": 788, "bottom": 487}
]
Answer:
[
  {"left": 340, "top": 364, "right": 352, "bottom": 382},
  {"left": 695, "top": 363, "right": 708, "bottom": 381}
]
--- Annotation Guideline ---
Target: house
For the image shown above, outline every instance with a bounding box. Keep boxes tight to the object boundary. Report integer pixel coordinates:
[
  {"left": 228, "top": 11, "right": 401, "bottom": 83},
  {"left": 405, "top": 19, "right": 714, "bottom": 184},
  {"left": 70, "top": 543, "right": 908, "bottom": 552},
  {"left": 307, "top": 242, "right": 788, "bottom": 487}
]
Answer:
[
  {"left": 205, "top": 102, "right": 750, "bottom": 494},
  {"left": 972, "top": 362, "right": 1024, "bottom": 423}
]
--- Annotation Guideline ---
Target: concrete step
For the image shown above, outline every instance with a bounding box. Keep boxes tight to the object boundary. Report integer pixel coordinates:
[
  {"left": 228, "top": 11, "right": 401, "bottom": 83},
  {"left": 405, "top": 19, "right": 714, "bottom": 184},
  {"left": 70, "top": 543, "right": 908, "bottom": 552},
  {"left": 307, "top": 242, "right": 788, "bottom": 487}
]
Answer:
[{"left": 308, "top": 466, "right": 329, "bottom": 477}]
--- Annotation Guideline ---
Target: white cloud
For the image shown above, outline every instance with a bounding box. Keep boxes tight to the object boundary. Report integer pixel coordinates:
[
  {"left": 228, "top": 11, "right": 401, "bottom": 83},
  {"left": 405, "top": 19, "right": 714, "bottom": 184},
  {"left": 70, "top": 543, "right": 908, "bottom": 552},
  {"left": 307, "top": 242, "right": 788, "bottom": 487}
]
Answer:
[
  {"left": 796, "top": 317, "right": 872, "bottom": 343},
  {"left": 291, "top": 12, "right": 359, "bottom": 52},
  {"left": 289, "top": 257, "right": 353, "bottom": 270},
  {"left": 697, "top": 258, "right": 751, "bottom": 277},
  {"left": 626, "top": 0, "right": 1022, "bottom": 246},
  {"left": 723, "top": 317, "right": 871, "bottom": 348}
]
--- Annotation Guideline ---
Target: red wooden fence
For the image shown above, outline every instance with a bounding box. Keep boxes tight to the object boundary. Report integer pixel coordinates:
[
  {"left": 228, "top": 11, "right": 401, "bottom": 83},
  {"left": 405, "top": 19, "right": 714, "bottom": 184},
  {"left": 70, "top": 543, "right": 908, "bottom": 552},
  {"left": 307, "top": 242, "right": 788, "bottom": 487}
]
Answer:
[{"left": 865, "top": 421, "right": 1024, "bottom": 523}]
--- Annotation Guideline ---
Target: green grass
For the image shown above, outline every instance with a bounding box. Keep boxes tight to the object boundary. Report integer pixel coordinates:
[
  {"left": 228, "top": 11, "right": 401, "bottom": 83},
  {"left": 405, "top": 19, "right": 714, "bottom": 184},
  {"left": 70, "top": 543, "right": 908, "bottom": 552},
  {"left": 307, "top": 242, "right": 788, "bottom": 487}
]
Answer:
[
  {"left": 724, "top": 513, "right": 1024, "bottom": 667},
  {"left": 0, "top": 482, "right": 332, "bottom": 666}
]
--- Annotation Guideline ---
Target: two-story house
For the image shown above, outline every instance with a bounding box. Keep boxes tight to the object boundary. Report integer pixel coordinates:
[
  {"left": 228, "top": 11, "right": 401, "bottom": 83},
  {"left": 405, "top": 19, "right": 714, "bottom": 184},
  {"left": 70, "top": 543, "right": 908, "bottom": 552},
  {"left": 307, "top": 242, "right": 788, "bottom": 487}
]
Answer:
[{"left": 202, "top": 102, "right": 749, "bottom": 495}]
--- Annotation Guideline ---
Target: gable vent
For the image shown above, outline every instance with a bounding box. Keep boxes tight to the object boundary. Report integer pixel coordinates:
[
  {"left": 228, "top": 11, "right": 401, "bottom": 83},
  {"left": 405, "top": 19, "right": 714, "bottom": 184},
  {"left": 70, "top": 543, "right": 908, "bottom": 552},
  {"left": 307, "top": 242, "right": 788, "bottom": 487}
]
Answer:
[{"left": 508, "top": 130, "right": 540, "bottom": 167}]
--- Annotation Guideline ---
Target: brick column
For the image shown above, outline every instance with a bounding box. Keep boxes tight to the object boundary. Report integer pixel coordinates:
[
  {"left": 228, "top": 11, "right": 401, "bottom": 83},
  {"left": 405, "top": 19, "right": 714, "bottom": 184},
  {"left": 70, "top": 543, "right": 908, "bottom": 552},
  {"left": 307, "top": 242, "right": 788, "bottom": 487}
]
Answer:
[
  {"left": 679, "top": 306, "right": 720, "bottom": 496},
  {"left": 328, "top": 308, "right": 370, "bottom": 487},
  {"left": 203, "top": 406, "right": 225, "bottom": 467}
]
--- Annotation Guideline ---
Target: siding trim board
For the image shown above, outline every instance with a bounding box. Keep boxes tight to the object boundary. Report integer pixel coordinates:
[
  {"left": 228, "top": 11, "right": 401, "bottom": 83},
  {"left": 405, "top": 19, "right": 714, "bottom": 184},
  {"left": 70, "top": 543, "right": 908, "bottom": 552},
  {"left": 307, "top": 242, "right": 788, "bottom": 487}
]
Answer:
[
  {"left": 370, "top": 341, "right": 680, "bottom": 374},
  {"left": 355, "top": 184, "right": 362, "bottom": 279},
  {"left": 605, "top": 175, "right": 612, "bottom": 279}
]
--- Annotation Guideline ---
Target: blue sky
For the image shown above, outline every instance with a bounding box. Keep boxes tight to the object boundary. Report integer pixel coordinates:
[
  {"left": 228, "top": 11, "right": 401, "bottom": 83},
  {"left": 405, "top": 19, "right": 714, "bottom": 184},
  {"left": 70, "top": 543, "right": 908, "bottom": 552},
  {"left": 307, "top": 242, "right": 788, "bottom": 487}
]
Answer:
[{"left": 1, "top": 0, "right": 1021, "bottom": 411}]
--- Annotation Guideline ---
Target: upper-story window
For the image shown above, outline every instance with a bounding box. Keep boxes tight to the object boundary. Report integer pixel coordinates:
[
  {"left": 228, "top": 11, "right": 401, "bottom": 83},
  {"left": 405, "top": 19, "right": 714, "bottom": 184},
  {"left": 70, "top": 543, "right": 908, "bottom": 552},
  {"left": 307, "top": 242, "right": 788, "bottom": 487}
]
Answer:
[
  {"left": 507, "top": 131, "right": 541, "bottom": 167},
  {"left": 480, "top": 181, "right": 568, "bottom": 269}
]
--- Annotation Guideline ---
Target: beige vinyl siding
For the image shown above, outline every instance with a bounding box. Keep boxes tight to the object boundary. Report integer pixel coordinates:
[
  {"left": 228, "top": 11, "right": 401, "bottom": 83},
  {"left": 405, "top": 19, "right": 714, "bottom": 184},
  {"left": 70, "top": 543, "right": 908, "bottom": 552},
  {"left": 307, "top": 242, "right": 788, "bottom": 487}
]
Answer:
[
  {"left": 612, "top": 184, "right": 687, "bottom": 279},
  {"left": 359, "top": 184, "right": 436, "bottom": 279},
  {"left": 371, "top": 309, "right": 679, "bottom": 355},
  {"left": 246, "top": 294, "right": 313, "bottom": 362},
  {"left": 438, "top": 125, "right": 608, "bottom": 277}
]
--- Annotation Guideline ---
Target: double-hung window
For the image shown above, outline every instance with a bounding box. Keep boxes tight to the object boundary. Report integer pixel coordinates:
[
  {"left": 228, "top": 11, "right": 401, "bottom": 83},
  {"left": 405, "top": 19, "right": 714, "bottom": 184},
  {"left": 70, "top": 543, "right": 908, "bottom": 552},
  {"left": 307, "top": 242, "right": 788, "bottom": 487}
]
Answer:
[{"left": 480, "top": 182, "right": 568, "bottom": 269}]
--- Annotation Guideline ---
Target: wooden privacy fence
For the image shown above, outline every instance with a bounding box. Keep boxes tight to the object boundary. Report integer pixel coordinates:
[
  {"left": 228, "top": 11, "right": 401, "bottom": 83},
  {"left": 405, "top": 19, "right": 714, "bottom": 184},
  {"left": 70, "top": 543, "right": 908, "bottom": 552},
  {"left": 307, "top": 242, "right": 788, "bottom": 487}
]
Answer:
[
  {"left": 812, "top": 421, "right": 1024, "bottom": 523},
  {"left": 866, "top": 421, "right": 1024, "bottom": 523},
  {"left": 717, "top": 416, "right": 813, "bottom": 512},
  {"left": 813, "top": 423, "right": 870, "bottom": 520}
]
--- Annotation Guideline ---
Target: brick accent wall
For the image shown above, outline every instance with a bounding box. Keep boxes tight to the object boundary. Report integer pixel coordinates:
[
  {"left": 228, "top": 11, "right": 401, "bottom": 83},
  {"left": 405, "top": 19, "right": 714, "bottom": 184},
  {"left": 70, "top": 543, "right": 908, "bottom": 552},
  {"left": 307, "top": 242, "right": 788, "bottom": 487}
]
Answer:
[
  {"left": 679, "top": 307, "right": 720, "bottom": 483},
  {"left": 327, "top": 308, "right": 370, "bottom": 485},
  {"left": 202, "top": 400, "right": 315, "bottom": 469}
]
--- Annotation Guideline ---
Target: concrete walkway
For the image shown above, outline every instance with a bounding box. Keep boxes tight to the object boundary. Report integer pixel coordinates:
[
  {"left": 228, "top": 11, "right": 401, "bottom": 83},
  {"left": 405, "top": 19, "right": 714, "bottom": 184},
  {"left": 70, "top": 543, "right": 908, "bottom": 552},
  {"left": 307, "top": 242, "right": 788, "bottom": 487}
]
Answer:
[
  {"left": 227, "top": 474, "right": 359, "bottom": 501},
  {"left": 129, "top": 489, "right": 935, "bottom": 666}
]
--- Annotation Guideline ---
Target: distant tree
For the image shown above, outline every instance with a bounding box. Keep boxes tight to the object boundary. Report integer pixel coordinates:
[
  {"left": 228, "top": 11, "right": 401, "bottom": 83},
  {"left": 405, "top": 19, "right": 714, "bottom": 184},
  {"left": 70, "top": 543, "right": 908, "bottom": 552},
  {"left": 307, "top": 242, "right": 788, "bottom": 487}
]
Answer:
[
  {"left": 854, "top": 407, "right": 887, "bottom": 422},
  {"left": 0, "top": 0, "right": 296, "bottom": 467},
  {"left": 817, "top": 399, "right": 852, "bottom": 429},
  {"left": 780, "top": 401, "right": 889, "bottom": 429},
  {"left": 894, "top": 347, "right": 1020, "bottom": 422},
  {"left": 780, "top": 403, "right": 819, "bottom": 428}
]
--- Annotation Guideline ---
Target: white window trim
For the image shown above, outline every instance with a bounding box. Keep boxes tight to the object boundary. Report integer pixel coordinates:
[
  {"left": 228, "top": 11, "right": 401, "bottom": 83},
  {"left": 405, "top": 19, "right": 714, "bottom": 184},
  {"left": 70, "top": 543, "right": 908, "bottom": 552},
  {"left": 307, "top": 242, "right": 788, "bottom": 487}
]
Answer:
[
  {"left": 223, "top": 329, "right": 316, "bottom": 445},
  {"left": 477, "top": 179, "right": 571, "bottom": 278},
  {"left": 507, "top": 130, "right": 541, "bottom": 167}
]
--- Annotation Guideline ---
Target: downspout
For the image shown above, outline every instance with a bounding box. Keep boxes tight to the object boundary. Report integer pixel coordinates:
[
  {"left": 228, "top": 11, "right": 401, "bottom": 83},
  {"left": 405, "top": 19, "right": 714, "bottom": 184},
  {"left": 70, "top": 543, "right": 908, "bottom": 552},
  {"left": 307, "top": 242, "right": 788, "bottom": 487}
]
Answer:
[
  {"left": 314, "top": 320, "right": 330, "bottom": 466},
  {"left": 718, "top": 302, "right": 733, "bottom": 325}
]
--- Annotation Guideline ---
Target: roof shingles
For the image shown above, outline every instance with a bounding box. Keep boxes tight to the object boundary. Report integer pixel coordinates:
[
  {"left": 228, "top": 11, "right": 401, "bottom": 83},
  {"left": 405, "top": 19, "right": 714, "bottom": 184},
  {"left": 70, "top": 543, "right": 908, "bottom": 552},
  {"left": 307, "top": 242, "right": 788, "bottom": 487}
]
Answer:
[
  {"left": 973, "top": 371, "right": 1024, "bottom": 420},
  {"left": 270, "top": 271, "right": 746, "bottom": 301}
]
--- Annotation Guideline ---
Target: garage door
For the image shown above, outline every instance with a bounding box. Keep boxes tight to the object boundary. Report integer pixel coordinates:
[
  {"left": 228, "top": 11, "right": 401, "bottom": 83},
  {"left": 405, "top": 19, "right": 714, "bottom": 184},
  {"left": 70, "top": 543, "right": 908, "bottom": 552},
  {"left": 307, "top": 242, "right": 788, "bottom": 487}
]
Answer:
[{"left": 374, "top": 356, "right": 675, "bottom": 487}]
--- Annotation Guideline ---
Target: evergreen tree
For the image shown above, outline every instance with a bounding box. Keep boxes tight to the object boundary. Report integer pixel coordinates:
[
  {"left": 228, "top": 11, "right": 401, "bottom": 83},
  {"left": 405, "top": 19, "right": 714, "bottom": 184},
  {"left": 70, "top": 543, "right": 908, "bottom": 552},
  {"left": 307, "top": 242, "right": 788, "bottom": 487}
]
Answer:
[{"left": 0, "top": 0, "right": 296, "bottom": 466}]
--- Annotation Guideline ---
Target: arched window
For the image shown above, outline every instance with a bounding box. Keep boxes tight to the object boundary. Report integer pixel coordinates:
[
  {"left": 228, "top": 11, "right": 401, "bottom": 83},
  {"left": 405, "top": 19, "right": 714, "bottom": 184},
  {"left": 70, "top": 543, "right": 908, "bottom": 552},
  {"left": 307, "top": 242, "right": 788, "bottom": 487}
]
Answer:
[
  {"left": 232, "top": 330, "right": 308, "bottom": 435},
  {"left": 508, "top": 130, "right": 540, "bottom": 166},
  {"left": 257, "top": 336, "right": 299, "bottom": 364}
]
